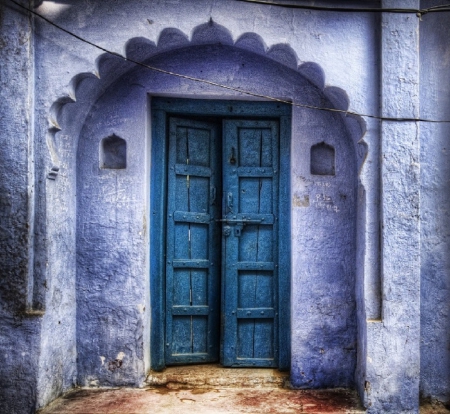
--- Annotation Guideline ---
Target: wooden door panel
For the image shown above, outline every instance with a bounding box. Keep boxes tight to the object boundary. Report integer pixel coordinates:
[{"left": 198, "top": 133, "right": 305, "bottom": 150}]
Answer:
[
  {"left": 238, "top": 319, "right": 274, "bottom": 358},
  {"left": 166, "top": 117, "right": 221, "bottom": 365},
  {"left": 222, "top": 120, "right": 279, "bottom": 367}
]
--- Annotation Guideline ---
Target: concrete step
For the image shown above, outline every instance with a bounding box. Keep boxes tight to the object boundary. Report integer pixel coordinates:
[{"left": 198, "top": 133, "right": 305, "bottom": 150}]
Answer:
[{"left": 146, "top": 364, "right": 289, "bottom": 389}]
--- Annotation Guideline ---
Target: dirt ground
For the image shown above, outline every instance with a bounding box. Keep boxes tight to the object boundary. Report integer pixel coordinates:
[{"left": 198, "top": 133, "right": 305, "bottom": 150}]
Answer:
[{"left": 38, "top": 387, "right": 366, "bottom": 414}]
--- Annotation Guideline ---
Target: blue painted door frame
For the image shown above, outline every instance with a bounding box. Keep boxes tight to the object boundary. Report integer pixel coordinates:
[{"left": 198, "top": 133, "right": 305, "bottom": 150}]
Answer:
[{"left": 150, "top": 98, "right": 291, "bottom": 371}]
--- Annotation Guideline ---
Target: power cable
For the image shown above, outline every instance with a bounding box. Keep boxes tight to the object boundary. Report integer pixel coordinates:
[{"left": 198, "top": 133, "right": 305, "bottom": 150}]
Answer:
[
  {"left": 237, "top": 0, "right": 450, "bottom": 17},
  {"left": 8, "top": 0, "right": 450, "bottom": 124}
]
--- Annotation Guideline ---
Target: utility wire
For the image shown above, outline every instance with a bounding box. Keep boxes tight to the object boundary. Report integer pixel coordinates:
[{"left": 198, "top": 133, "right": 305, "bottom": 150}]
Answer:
[
  {"left": 9, "top": 0, "right": 450, "bottom": 124},
  {"left": 237, "top": 0, "right": 450, "bottom": 17}
]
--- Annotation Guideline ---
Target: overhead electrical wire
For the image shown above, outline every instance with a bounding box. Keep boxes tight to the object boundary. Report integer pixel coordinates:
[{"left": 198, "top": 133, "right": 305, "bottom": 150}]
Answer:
[
  {"left": 236, "top": 0, "right": 450, "bottom": 17},
  {"left": 8, "top": 0, "right": 450, "bottom": 124}
]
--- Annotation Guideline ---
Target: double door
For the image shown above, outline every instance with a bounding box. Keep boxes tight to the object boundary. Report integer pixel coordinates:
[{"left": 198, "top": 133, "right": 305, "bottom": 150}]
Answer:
[{"left": 165, "top": 115, "right": 281, "bottom": 367}]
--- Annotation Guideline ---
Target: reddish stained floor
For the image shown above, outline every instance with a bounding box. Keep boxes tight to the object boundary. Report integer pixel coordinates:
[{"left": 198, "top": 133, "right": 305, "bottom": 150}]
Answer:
[{"left": 39, "top": 387, "right": 366, "bottom": 414}]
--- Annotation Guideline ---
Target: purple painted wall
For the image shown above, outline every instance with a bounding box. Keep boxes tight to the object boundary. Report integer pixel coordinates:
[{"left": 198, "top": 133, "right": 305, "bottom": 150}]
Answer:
[
  {"left": 74, "top": 40, "right": 364, "bottom": 389},
  {"left": 0, "top": 1, "right": 449, "bottom": 413}
]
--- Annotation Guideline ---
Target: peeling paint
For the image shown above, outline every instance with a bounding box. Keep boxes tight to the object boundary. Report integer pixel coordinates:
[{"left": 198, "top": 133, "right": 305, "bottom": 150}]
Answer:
[{"left": 293, "top": 193, "right": 310, "bottom": 207}]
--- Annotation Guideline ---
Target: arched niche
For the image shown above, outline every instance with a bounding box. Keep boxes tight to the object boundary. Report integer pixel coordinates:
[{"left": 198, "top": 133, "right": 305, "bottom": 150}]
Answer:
[
  {"left": 100, "top": 135, "right": 127, "bottom": 169},
  {"left": 311, "top": 142, "right": 336, "bottom": 176},
  {"left": 50, "top": 22, "right": 366, "bottom": 390}
]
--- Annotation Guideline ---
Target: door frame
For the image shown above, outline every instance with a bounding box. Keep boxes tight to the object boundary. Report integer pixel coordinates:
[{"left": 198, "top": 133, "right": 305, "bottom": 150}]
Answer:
[{"left": 150, "top": 97, "right": 291, "bottom": 371}]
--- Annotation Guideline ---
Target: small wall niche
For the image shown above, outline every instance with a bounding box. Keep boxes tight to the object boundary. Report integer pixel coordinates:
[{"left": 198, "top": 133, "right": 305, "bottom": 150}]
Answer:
[
  {"left": 310, "top": 142, "right": 335, "bottom": 176},
  {"left": 100, "top": 135, "right": 127, "bottom": 169}
]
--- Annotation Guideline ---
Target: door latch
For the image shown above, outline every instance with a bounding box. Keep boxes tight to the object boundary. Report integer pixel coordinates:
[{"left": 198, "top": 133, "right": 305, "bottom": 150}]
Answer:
[
  {"left": 234, "top": 224, "right": 243, "bottom": 237},
  {"left": 227, "top": 192, "right": 233, "bottom": 212}
]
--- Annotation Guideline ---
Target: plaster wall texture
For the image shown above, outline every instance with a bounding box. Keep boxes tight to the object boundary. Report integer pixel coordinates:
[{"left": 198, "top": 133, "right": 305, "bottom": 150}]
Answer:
[
  {"left": 1, "top": 0, "right": 449, "bottom": 412},
  {"left": 0, "top": 2, "right": 78, "bottom": 412},
  {"left": 0, "top": 2, "right": 41, "bottom": 413},
  {"left": 30, "top": 2, "right": 378, "bottom": 409},
  {"left": 419, "top": 0, "right": 450, "bottom": 404},
  {"left": 360, "top": 2, "right": 422, "bottom": 412},
  {"left": 32, "top": 2, "right": 377, "bottom": 408},
  {"left": 74, "top": 42, "right": 364, "bottom": 389}
]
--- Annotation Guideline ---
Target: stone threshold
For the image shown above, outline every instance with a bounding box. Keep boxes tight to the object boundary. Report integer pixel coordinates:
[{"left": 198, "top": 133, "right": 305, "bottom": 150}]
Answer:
[{"left": 146, "top": 363, "right": 290, "bottom": 389}]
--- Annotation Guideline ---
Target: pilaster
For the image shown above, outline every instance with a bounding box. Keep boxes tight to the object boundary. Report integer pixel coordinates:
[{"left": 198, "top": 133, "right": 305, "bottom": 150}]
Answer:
[{"left": 364, "top": 2, "right": 421, "bottom": 412}]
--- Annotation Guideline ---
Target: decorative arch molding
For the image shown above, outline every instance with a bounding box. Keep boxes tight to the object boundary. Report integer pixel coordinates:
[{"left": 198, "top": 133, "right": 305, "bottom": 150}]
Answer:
[
  {"left": 46, "top": 20, "right": 371, "bottom": 389},
  {"left": 47, "top": 20, "right": 367, "bottom": 179}
]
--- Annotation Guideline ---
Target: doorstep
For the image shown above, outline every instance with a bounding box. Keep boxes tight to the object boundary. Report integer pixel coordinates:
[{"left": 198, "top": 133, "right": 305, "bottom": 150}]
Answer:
[
  {"left": 39, "top": 365, "right": 366, "bottom": 414},
  {"left": 146, "top": 363, "right": 290, "bottom": 389}
]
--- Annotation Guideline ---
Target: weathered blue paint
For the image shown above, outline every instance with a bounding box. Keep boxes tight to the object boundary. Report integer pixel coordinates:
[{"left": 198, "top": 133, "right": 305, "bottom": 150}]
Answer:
[
  {"left": 150, "top": 108, "right": 168, "bottom": 372},
  {"left": 165, "top": 117, "right": 221, "bottom": 365},
  {"left": 151, "top": 99, "right": 291, "bottom": 370},
  {"left": 1, "top": 0, "right": 450, "bottom": 412},
  {"left": 222, "top": 119, "right": 280, "bottom": 367}
]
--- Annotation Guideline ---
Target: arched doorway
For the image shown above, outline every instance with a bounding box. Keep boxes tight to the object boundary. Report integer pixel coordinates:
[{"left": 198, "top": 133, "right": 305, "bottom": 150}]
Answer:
[{"left": 61, "top": 23, "right": 365, "bottom": 388}]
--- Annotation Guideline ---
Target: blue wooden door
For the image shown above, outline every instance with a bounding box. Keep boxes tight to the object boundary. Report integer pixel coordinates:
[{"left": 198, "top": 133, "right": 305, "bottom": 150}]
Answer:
[
  {"left": 221, "top": 120, "right": 279, "bottom": 367},
  {"left": 165, "top": 115, "right": 280, "bottom": 367},
  {"left": 165, "top": 117, "right": 221, "bottom": 364}
]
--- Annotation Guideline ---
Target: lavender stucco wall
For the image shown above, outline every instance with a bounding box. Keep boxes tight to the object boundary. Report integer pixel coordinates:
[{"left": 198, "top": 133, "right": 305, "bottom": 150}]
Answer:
[
  {"left": 0, "top": 2, "right": 41, "bottom": 413},
  {"left": 30, "top": 3, "right": 377, "bottom": 408},
  {"left": 1, "top": 0, "right": 449, "bottom": 412},
  {"left": 73, "top": 42, "right": 363, "bottom": 388}
]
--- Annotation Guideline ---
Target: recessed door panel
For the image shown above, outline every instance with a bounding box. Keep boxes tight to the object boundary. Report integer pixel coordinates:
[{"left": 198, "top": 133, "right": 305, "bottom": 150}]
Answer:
[
  {"left": 165, "top": 117, "right": 221, "bottom": 365},
  {"left": 222, "top": 120, "right": 279, "bottom": 367},
  {"left": 165, "top": 115, "right": 281, "bottom": 368}
]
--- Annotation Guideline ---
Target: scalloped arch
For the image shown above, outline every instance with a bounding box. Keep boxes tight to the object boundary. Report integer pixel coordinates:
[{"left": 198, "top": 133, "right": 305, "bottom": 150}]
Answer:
[{"left": 48, "top": 20, "right": 367, "bottom": 177}]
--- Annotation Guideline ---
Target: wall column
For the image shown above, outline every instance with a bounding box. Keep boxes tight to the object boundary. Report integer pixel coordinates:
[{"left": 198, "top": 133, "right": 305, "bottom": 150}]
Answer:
[{"left": 0, "top": 1, "right": 42, "bottom": 413}]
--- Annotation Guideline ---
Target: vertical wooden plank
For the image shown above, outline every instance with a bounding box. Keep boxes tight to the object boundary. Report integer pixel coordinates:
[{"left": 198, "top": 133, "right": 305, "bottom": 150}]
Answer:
[
  {"left": 238, "top": 126, "right": 261, "bottom": 359},
  {"left": 238, "top": 271, "right": 257, "bottom": 308},
  {"left": 261, "top": 128, "right": 273, "bottom": 167},
  {"left": 239, "top": 178, "right": 260, "bottom": 213},
  {"left": 239, "top": 128, "right": 261, "bottom": 167},
  {"left": 254, "top": 271, "right": 273, "bottom": 307},
  {"left": 187, "top": 125, "right": 212, "bottom": 361},
  {"left": 253, "top": 123, "right": 277, "bottom": 361},
  {"left": 173, "top": 269, "right": 191, "bottom": 306},
  {"left": 253, "top": 320, "right": 274, "bottom": 358},
  {"left": 207, "top": 121, "right": 222, "bottom": 362},
  {"left": 222, "top": 119, "right": 279, "bottom": 367},
  {"left": 172, "top": 123, "right": 189, "bottom": 332},
  {"left": 172, "top": 316, "right": 192, "bottom": 354},
  {"left": 190, "top": 224, "right": 209, "bottom": 259},
  {"left": 192, "top": 316, "right": 208, "bottom": 354},
  {"left": 166, "top": 117, "right": 221, "bottom": 365},
  {"left": 175, "top": 126, "right": 188, "bottom": 164},
  {"left": 187, "top": 127, "right": 211, "bottom": 167},
  {"left": 189, "top": 177, "right": 209, "bottom": 213},
  {"left": 166, "top": 119, "right": 185, "bottom": 361},
  {"left": 238, "top": 320, "right": 255, "bottom": 358},
  {"left": 222, "top": 120, "right": 240, "bottom": 366}
]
